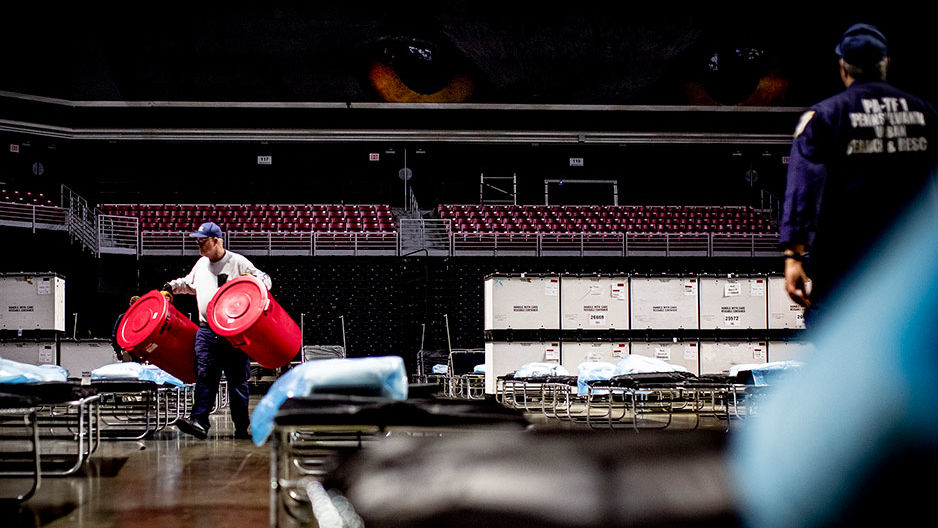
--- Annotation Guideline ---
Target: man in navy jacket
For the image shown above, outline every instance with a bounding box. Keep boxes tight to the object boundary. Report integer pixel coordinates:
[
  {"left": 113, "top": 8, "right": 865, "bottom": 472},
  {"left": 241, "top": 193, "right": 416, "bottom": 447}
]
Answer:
[{"left": 780, "top": 23, "right": 938, "bottom": 327}]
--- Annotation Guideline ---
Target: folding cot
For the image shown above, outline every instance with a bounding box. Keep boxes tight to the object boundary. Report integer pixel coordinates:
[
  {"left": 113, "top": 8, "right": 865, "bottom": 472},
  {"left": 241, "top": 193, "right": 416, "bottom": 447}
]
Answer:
[
  {"left": 0, "top": 381, "right": 101, "bottom": 477},
  {"left": 269, "top": 392, "right": 528, "bottom": 527},
  {"left": 498, "top": 369, "right": 775, "bottom": 432},
  {"left": 411, "top": 349, "right": 485, "bottom": 400},
  {"left": 0, "top": 391, "right": 41, "bottom": 503},
  {"left": 317, "top": 429, "right": 739, "bottom": 528},
  {"left": 91, "top": 378, "right": 215, "bottom": 440}
]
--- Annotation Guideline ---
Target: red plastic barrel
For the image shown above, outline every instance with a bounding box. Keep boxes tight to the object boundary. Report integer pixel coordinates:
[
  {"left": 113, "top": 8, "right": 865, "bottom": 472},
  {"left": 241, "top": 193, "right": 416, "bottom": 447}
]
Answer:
[
  {"left": 116, "top": 290, "right": 197, "bottom": 383},
  {"left": 206, "top": 275, "right": 300, "bottom": 369}
]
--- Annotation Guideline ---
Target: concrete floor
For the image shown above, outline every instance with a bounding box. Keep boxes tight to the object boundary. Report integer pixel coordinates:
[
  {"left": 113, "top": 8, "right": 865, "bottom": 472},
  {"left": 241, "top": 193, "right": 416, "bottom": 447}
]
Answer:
[
  {"left": 2, "top": 397, "right": 269, "bottom": 528},
  {"left": 2, "top": 392, "right": 738, "bottom": 528}
]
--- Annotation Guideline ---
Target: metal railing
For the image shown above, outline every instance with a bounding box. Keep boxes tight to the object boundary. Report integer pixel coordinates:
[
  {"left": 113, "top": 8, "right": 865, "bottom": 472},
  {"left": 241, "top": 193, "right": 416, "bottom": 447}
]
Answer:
[
  {"left": 448, "top": 231, "right": 769, "bottom": 257},
  {"left": 399, "top": 219, "right": 451, "bottom": 256},
  {"left": 97, "top": 214, "right": 139, "bottom": 255},
  {"left": 3, "top": 198, "right": 779, "bottom": 259},
  {"left": 0, "top": 201, "right": 68, "bottom": 231},
  {"left": 140, "top": 231, "right": 201, "bottom": 256},
  {"left": 139, "top": 230, "right": 399, "bottom": 257},
  {"left": 711, "top": 233, "right": 780, "bottom": 256},
  {"left": 61, "top": 185, "right": 97, "bottom": 254}
]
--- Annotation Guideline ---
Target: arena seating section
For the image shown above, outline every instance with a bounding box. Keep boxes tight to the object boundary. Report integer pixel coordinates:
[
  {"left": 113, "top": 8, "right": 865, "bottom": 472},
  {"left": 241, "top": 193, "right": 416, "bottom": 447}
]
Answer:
[
  {"left": 95, "top": 203, "right": 775, "bottom": 235},
  {"left": 437, "top": 204, "right": 774, "bottom": 234},
  {"left": 98, "top": 204, "right": 397, "bottom": 233},
  {"left": 0, "top": 187, "right": 56, "bottom": 207}
]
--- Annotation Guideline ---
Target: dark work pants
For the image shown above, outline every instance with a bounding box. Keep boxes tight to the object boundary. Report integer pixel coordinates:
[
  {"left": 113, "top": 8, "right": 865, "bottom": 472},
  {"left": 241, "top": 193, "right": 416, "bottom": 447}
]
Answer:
[{"left": 192, "top": 326, "right": 251, "bottom": 431}]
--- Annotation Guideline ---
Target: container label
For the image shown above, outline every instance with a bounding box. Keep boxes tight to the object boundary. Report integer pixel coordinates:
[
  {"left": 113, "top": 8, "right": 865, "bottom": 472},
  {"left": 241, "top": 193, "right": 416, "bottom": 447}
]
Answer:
[
  {"left": 684, "top": 279, "right": 697, "bottom": 296},
  {"left": 724, "top": 281, "right": 741, "bottom": 297},
  {"left": 752, "top": 345, "right": 766, "bottom": 360},
  {"left": 589, "top": 313, "right": 606, "bottom": 327},
  {"left": 655, "top": 346, "right": 671, "bottom": 360},
  {"left": 611, "top": 283, "right": 626, "bottom": 299},
  {"left": 751, "top": 279, "right": 765, "bottom": 297},
  {"left": 684, "top": 343, "right": 698, "bottom": 360},
  {"left": 38, "top": 347, "right": 54, "bottom": 364},
  {"left": 545, "top": 281, "right": 559, "bottom": 296}
]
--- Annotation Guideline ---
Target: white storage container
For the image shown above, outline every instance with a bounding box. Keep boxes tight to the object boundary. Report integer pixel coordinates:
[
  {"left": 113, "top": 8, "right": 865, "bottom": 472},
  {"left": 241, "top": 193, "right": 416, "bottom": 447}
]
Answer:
[
  {"left": 560, "top": 276, "right": 629, "bottom": 330},
  {"left": 484, "top": 275, "right": 561, "bottom": 330},
  {"left": 767, "top": 340, "right": 815, "bottom": 362},
  {"left": 699, "top": 341, "right": 767, "bottom": 375},
  {"left": 560, "top": 341, "right": 627, "bottom": 372},
  {"left": 699, "top": 276, "right": 768, "bottom": 329},
  {"left": 630, "top": 340, "right": 700, "bottom": 375},
  {"left": 59, "top": 339, "right": 117, "bottom": 378},
  {"left": 767, "top": 276, "right": 806, "bottom": 329},
  {"left": 484, "top": 341, "right": 561, "bottom": 394},
  {"left": 0, "top": 273, "right": 66, "bottom": 331},
  {"left": 0, "top": 341, "right": 57, "bottom": 365},
  {"left": 630, "top": 276, "right": 699, "bottom": 329}
]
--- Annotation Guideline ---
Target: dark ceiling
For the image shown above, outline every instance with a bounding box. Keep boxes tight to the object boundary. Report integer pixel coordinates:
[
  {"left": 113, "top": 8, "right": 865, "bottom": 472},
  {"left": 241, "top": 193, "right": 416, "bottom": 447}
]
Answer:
[
  {"left": 3, "top": 6, "right": 934, "bottom": 106},
  {"left": 3, "top": 7, "right": 933, "bottom": 207},
  {"left": 0, "top": 6, "right": 935, "bottom": 155}
]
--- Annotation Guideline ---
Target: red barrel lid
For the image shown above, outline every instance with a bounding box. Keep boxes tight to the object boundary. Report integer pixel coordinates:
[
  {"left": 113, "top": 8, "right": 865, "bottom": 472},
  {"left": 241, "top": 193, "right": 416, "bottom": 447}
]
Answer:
[
  {"left": 207, "top": 275, "right": 269, "bottom": 336},
  {"left": 116, "top": 290, "right": 169, "bottom": 349}
]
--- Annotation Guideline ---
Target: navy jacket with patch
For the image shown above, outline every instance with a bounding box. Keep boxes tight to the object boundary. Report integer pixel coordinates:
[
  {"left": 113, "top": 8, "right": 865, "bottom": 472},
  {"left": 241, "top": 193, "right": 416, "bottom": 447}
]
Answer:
[{"left": 780, "top": 80, "right": 938, "bottom": 302}]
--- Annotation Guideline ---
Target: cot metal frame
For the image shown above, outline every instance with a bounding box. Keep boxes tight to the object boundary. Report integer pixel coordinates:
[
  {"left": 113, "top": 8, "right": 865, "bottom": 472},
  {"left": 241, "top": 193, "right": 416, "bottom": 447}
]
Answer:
[
  {"left": 0, "top": 395, "right": 41, "bottom": 503},
  {"left": 93, "top": 381, "right": 198, "bottom": 440},
  {"left": 497, "top": 372, "right": 770, "bottom": 431},
  {"left": 269, "top": 395, "right": 528, "bottom": 528},
  {"left": 0, "top": 383, "right": 101, "bottom": 478}
]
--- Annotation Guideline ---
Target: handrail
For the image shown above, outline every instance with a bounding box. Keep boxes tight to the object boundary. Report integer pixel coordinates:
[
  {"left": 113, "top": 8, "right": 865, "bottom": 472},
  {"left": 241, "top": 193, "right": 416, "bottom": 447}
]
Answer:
[
  {"left": 3, "top": 201, "right": 779, "bottom": 258},
  {"left": 61, "top": 185, "right": 98, "bottom": 254},
  {"left": 0, "top": 201, "right": 68, "bottom": 231}
]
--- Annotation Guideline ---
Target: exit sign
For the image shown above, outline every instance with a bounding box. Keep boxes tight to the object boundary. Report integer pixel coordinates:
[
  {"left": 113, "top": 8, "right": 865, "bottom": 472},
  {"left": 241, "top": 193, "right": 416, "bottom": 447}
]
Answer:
[
  {"left": 369, "top": 153, "right": 380, "bottom": 161},
  {"left": 569, "top": 157, "right": 584, "bottom": 167},
  {"left": 257, "top": 155, "right": 272, "bottom": 165},
  {"left": 10, "top": 144, "right": 19, "bottom": 153}
]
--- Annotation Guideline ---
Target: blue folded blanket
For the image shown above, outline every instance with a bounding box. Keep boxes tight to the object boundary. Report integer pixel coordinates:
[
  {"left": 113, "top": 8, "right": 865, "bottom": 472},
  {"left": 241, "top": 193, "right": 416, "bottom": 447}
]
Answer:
[
  {"left": 514, "top": 362, "right": 568, "bottom": 379},
  {"left": 577, "top": 361, "right": 617, "bottom": 396},
  {"left": 729, "top": 360, "right": 805, "bottom": 386},
  {"left": 0, "top": 357, "right": 68, "bottom": 383},
  {"left": 251, "top": 356, "right": 408, "bottom": 446},
  {"left": 91, "top": 362, "right": 184, "bottom": 386}
]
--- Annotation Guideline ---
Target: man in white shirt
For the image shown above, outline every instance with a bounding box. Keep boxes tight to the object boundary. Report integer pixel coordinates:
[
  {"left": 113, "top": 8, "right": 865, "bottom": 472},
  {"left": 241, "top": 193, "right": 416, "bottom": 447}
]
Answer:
[{"left": 163, "top": 221, "right": 271, "bottom": 439}]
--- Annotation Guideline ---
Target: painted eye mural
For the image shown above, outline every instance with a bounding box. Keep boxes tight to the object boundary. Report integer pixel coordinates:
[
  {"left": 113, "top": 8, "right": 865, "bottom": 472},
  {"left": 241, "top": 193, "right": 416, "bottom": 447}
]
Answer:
[
  {"left": 683, "top": 45, "right": 789, "bottom": 106},
  {"left": 0, "top": 8, "right": 933, "bottom": 107},
  {"left": 367, "top": 37, "right": 476, "bottom": 103}
]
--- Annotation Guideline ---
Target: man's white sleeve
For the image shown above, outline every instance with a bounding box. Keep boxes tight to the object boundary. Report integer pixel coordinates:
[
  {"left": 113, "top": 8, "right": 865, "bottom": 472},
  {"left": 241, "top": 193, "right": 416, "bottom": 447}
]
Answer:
[
  {"left": 167, "top": 265, "right": 198, "bottom": 295},
  {"left": 236, "top": 255, "right": 272, "bottom": 289}
]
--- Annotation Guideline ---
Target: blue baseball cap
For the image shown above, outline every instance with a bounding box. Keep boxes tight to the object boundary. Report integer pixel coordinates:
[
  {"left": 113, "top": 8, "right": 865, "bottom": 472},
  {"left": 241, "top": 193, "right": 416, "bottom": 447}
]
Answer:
[
  {"left": 835, "top": 23, "right": 887, "bottom": 65},
  {"left": 190, "top": 221, "right": 223, "bottom": 238}
]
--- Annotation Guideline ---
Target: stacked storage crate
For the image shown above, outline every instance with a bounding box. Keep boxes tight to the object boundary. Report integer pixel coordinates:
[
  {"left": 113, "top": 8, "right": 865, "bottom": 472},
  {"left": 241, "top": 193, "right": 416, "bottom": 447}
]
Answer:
[
  {"left": 483, "top": 272, "right": 809, "bottom": 394},
  {"left": 483, "top": 275, "right": 561, "bottom": 394}
]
